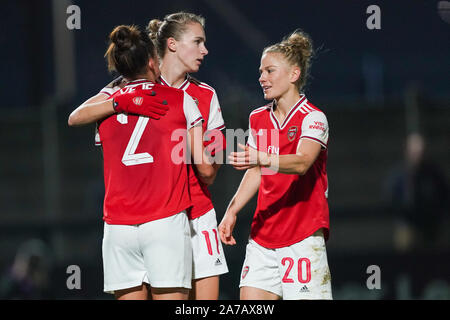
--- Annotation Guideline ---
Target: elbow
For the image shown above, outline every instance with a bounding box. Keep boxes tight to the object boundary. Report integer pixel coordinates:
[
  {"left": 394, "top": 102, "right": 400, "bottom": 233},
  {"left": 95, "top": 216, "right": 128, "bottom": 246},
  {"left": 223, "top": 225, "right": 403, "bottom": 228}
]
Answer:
[
  {"left": 295, "top": 164, "right": 309, "bottom": 176},
  {"left": 198, "top": 166, "right": 216, "bottom": 185},
  {"left": 67, "top": 112, "right": 79, "bottom": 127},
  {"left": 67, "top": 115, "right": 76, "bottom": 127}
]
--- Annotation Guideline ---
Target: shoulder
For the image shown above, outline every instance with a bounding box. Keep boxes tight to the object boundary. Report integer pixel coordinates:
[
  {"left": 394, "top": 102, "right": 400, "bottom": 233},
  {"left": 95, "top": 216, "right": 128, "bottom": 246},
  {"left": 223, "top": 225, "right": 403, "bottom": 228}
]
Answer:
[
  {"left": 153, "top": 83, "right": 184, "bottom": 97},
  {"left": 187, "top": 75, "right": 217, "bottom": 95},
  {"left": 249, "top": 103, "right": 271, "bottom": 119},
  {"left": 297, "top": 100, "right": 327, "bottom": 123}
]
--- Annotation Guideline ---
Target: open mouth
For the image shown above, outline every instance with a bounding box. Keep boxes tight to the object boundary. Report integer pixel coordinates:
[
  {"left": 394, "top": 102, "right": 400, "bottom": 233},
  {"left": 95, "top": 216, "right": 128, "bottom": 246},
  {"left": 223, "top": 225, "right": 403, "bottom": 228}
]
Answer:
[{"left": 262, "top": 85, "right": 271, "bottom": 92}]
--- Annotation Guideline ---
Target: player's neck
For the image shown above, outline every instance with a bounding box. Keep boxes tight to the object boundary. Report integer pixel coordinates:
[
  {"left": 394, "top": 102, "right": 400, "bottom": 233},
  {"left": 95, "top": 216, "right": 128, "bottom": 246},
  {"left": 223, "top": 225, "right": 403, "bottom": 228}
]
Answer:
[
  {"left": 160, "top": 58, "right": 187, "bottom": 88},
  {"left": 274, "top": 90, "right": 301, "bottom": 117}
]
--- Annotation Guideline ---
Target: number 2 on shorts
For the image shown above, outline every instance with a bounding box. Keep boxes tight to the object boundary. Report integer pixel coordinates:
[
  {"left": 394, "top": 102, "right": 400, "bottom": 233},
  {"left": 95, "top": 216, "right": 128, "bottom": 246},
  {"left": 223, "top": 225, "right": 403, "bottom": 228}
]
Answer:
[{"left": 281, "top": 257, "right": 311, "bottom": 283}]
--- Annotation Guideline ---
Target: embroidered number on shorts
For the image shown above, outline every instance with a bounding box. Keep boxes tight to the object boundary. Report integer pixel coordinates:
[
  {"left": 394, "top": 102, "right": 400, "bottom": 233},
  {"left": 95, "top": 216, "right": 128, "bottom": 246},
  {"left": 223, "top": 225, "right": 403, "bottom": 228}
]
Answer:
[
  {"left": 282, "top": 257, "right": 311, "bottom": 283},
  {"left": 117, "top": 115, "right": 154, "bottom": 166},
  {"left": 202, "top": 229, "right": 220, "bottom": 255}
]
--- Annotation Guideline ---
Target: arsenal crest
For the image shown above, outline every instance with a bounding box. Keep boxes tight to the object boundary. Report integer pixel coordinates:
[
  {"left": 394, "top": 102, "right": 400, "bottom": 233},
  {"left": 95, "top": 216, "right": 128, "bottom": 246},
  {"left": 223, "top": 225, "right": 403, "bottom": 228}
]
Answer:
[
  {"left": 287, "top": 126, "right": 298, "bottom": 141},
  {"left": 132, "top": 96, "right": 144, "bottom": 106},
  {"left": 242, "top": 266, "right": 249, "bottom": 279}
]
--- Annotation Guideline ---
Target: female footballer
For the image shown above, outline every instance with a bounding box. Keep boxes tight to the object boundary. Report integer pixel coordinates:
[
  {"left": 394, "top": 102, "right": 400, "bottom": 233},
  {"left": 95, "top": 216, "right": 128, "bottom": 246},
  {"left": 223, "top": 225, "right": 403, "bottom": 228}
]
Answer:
[
  {"left": 79, "top": 24, "right": 214, "bottom": 300},
  {"left": 219, "top": 29, "right": 332, "bottom": 300}
]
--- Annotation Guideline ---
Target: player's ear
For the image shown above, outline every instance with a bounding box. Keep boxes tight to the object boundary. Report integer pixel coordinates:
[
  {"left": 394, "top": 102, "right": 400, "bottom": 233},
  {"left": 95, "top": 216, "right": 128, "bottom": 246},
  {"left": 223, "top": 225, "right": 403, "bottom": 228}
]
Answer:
[
  {"left": 147, "top": 57, "right": 160, "bottom": 80},
  {"left": 290, "top": 66, "right": 301, "bottom": 84},
  {"left": 167, "top": 37, "right": 177, "bottom": 53}
]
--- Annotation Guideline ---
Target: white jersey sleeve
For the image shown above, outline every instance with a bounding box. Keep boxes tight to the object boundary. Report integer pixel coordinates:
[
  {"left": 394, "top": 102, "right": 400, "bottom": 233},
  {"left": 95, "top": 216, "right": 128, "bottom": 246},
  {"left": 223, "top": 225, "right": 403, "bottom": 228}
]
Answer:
[
  {"left": 207, "top": 90, "right": 225, "bottom": 131},
  {"left": 98, "top": 76, "right": 125, "bottom": 97},
  {"left": 299, "top": 111, "right": 329, "bottom": 149},
  {"left": 95, "top": 78, "right": 124, "bottom": 147},
  {"left": 247, "top": 118, "right": 257, "bottom": 149},
  {"left": 183, "top": 92, "right": 204, "bottom": 130}
]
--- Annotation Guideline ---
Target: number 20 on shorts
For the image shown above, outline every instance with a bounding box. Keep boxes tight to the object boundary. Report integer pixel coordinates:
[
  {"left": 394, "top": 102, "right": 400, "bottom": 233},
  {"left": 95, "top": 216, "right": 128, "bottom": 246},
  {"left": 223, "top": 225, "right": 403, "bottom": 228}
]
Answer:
[{"left": 281, "top": 257, "right": 311, "bottom": 283}]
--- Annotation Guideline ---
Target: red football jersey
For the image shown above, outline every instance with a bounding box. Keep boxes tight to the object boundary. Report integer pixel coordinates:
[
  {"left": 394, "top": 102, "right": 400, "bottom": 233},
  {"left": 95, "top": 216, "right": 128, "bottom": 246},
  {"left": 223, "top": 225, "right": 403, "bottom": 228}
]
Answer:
[
  {"left": 96, "top": 79, "right": 203, "bottom": 225},
  {"left": 160, "top": 75, "right": 225, "bottom": 220},
  {"left": 247, "top": 95, "right": 330, "bottom": 249}
]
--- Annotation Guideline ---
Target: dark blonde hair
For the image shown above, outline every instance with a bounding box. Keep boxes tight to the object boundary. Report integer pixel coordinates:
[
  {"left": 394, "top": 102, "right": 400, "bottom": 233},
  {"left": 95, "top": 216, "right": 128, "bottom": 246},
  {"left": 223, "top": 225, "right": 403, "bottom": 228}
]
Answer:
[
  {"left": 146, "top": 12, "right": 205, "bottom": 58},
  {"left": 104, "top": 25, "right": 157, "bottom": 79},
  {"left": 263, "top": 29, "right": 314, "bottom": 92}
]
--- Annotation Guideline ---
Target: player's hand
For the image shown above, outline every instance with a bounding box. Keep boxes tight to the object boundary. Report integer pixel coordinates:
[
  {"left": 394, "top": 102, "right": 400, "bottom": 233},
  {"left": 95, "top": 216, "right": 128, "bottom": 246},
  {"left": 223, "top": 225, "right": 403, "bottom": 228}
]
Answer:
[
  {"left": 204, "top": 129, "right": 226, "bottom": 158},
  {"left": 113, "top": 88, "right": 169, "bottom": 119},
  {"left": 218, "top": 212, "right": 237, "bottom": 246},
  {"left": 228, "top": 143, "right": 269, "bottom": 170}
]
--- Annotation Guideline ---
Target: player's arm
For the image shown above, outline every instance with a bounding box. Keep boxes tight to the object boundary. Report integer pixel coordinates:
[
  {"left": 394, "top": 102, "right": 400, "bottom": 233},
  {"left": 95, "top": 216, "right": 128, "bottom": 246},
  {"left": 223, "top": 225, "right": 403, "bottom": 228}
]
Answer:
[
  {"left": 203, "top": 128, "right": 226, "bottom": 183},
  {"left": 230, "top": 111, "right": 328, "bottom": 174},
  {"left": 188, "top": 125, "right": 216, "bottom": 185},
  {"left": 229, "top": 140, "right": 321, "bottom": 175},
  {"left": 205, "top": 90, "right": 226, "bottom": 176},
  {"left": 218, "top": 166, "right": 261, "bottom": 245},
  {"left": 68, "top": 93, "right": 114, "bottom": 127},
  {"left": 68, "top": 87, "right": 170, "bottom": 127}
]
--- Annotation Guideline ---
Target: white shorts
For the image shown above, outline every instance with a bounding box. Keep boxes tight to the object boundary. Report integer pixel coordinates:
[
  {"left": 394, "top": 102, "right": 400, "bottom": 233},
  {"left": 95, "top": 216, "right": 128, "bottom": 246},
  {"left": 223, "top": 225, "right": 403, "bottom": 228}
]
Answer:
[
  {"left": 190, "top": 209, "right": 229, "bottom": 279},
  {"left": 102, "top": 211, "right": 192, "bottom": 294},
  {"left": 239, "top": 229, "right": 332, "bottom": 300}
]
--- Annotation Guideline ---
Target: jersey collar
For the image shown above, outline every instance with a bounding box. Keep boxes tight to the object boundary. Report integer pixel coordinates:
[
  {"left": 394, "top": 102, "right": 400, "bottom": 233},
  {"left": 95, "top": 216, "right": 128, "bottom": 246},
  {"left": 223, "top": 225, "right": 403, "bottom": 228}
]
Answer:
[
  {"left": 159, "top": 75, "right": 190, "bottom": 90},
  {"left": 125, "top": 78, "right": 153, "bottom": 86},
  {"left": 269, "top": 94, "right": 307, "bottom": 130}
]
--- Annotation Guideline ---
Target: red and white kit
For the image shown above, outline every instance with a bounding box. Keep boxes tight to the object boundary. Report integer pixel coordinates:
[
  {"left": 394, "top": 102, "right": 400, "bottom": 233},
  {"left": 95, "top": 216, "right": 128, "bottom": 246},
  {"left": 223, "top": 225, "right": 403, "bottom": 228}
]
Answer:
[
  {"left": 160, "top": 75, "right": 228, "bottom": 280},
  {"left": 97, "top": 79, "right": 203, "bottom": 225},
  {"left": 241, "top": 95, "right": 332, "bottom": 299},
  {"left": 97, "top": 79, "right": 203, "bottom": 293}
]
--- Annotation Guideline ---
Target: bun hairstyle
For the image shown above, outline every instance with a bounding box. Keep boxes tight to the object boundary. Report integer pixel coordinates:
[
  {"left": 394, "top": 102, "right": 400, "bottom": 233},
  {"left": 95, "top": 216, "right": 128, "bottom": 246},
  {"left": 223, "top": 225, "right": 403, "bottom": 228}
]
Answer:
[
  {"left": 263, "top": 29, "right": 314, "bottom": 92},
  {"left": 105, "top": 25, "right": 157, "bottom": 79},
  {"left": 146, "top": 12, "right": 205, "bottom": 58}
]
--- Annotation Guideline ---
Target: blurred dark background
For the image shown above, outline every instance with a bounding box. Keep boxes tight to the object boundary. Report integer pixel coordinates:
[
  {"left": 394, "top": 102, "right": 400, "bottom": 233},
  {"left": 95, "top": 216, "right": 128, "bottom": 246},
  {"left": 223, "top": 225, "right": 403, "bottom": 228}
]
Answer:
[{"left": 0, "top": 0, "right": 449, "bottom": 300}]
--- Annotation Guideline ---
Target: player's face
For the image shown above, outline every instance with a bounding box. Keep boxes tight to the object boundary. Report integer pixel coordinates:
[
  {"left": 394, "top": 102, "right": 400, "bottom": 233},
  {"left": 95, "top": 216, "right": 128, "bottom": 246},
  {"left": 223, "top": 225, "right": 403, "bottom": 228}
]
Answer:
[
  {"left": 175, "top": 22, "right": 208, "bottom": 73},
  {"left": 259, "top": 52, "right": 295, "bottom": 100}
]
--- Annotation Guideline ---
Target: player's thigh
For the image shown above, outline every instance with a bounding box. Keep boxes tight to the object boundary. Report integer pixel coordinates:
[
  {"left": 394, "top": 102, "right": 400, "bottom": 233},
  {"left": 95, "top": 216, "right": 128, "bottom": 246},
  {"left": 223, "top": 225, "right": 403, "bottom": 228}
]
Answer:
[
  {"left": 115, "top": 284, "right": 149, "bottom": 300},
  {"left": 240, "top": 286, "right": 280, "bottom": 300},
  {"left": 190, "top": 275, "right": 219, "bottom": 300},
  {"left": 239, "top": 239, "right": 282, "bottom": 298},
  {"left": 102, "top": 223, "right": 149, "bottom": 294},
  {"left": 138, "top": 211, "right": 192, "bottom": 289},
  {"left": 151, "top": 287, "right": 189, "bottom": 300}
]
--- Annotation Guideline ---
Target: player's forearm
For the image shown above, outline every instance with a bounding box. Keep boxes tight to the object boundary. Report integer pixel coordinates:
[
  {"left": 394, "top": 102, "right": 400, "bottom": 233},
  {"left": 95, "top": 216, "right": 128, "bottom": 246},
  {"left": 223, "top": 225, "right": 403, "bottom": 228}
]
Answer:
[
  {"left": 68, "top": 95, "right": 114, "bottom": 127},
  {"left": 189, "top": 126, "right": 215, "bottom": 185},
  {"left": 226, "top": 167, "right": 261, "bottom": 216},
  {"left": 261, "top": 153, "right": 313, "bottom": 175}
]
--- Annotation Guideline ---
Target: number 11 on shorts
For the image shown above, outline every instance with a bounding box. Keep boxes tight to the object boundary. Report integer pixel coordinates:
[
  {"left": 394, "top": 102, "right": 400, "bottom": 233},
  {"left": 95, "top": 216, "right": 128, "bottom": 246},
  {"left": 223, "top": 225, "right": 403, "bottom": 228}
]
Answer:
[{"left": 202, "top": 229, "right": 220, "bottom": 255}]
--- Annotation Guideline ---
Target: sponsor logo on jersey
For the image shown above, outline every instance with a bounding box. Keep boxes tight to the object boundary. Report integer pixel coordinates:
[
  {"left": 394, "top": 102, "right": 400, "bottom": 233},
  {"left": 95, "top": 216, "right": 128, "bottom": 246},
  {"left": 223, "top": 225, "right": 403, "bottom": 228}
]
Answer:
[
  {"left": 267, "top": 145, "right": 279, "bottom": 155},
  {"left": 287, "top": 126, "right": 298, "bottom": 141},
  {"left": 132, "top": 96, "right": 144, "bottom": 106},
  {"left": 309, "top": 121, "right": 325, "bottom": 132},
  {"left": 192, "top": 97, "right": 199, "bottom": 106},
  {"left": 242, "top": 266, "right": 249, "bottom": 279}
]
